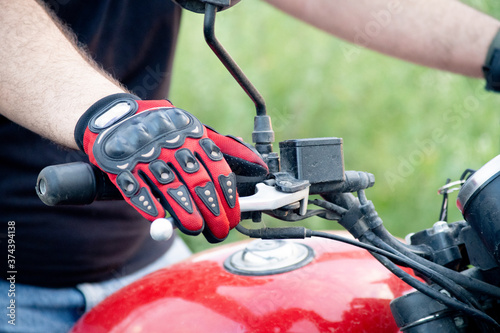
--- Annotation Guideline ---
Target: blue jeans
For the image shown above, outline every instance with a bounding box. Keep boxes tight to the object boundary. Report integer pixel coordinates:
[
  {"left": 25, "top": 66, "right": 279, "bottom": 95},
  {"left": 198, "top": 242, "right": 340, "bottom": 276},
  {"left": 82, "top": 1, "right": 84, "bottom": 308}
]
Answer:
[{"left": 0, "top": 237, "right": 191, "bottom": 333}]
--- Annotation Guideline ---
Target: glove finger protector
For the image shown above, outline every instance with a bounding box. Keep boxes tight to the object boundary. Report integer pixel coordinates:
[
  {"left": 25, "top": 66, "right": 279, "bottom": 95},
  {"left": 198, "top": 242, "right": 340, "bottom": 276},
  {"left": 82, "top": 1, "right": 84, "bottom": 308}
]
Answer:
[{"left": 75, "top": 93, "right": 268, "bottom": 242}]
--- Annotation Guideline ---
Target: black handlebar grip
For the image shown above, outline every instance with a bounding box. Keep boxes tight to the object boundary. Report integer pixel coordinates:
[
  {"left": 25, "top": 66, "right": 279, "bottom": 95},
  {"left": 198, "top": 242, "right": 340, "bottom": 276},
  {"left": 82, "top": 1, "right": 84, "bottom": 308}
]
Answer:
[
  {"left": 36, "top": 162, "right": 264, "bottom": 206},
  {"left": 36, "top": 162, "right": 122, "bottom": 206}
]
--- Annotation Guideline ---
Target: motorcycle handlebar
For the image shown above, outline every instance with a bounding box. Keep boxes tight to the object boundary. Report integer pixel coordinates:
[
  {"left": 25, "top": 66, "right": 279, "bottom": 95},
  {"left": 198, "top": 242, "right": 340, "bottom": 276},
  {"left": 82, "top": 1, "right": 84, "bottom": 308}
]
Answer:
[
  {"left": 36, "top": 162, "right": 122, "bottom": 206},
  {"left": 34, "top": 161, "right": 310, "bottom": 242},
  {"left": 36, "top": 163, "right": 177, "bottom": 241},
  {"left": 35, "top": 162, "right": 265, "bottom": 206}
]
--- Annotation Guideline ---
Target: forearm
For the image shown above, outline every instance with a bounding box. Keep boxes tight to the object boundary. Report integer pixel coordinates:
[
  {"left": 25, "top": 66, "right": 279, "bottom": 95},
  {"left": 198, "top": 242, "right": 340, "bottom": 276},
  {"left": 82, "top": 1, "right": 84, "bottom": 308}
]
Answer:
[
  {"left": 0, "top": 0, "right": 125, "bottom": 149},
  {"left": 264, "top": 0, "right": 500, "bottom": 78}
]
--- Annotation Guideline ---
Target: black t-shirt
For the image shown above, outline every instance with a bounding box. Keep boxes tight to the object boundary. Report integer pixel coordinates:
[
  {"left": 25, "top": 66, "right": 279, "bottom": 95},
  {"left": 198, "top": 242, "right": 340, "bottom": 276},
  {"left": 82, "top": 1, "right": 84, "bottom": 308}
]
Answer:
[{"left": 0, "top": 0, "right": 182, "bottom": 287}]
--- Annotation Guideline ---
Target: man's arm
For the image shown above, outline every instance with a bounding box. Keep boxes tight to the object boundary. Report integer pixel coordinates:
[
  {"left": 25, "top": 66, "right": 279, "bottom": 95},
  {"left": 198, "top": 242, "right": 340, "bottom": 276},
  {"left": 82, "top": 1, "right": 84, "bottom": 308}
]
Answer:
[
  {"left": 0, "top": 0, "right": 125, "bottom": 149},
  {"left": 264, "top": 0, "right": 500, "bottom": 78}
]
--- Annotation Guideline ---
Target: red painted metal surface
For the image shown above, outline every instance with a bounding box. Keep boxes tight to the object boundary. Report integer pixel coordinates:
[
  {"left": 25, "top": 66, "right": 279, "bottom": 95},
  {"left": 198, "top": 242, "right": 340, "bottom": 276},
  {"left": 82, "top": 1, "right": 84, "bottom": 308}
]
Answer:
[{"left": 71, "top": 234, "right": 414, "bottom": 332}]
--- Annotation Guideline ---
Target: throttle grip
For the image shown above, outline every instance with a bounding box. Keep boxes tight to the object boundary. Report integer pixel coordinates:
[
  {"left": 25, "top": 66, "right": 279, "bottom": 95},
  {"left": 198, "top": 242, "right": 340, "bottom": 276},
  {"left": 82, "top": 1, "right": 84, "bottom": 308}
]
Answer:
[
  {"left": 36, "top": 162, "right": 178, "bottom": 241},
  {"left": 36, "top": 162, "right": 121, "bottom": 206},
  {"left": 36, "top": 162, "right": 264, "bottom": 206}
]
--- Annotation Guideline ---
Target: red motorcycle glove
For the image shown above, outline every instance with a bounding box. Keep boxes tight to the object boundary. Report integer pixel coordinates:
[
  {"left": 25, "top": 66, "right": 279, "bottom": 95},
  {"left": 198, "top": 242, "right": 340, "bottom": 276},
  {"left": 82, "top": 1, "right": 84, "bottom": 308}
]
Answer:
[{"left": 75, "top": 93, "right": 268, "bottom": 243}]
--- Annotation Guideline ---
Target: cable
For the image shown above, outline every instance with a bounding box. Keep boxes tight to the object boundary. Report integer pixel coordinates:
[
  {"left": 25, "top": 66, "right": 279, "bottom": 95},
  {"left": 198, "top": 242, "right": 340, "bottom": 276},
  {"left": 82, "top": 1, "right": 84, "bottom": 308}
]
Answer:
[
  {"left": 362, "top": 232, "right": 480, "bottom": 307},
  {"left": 374, "top": 225, "right": 500, "bottom": 300},
  {"left": 362, "top": 231, "right": 483, "bottom": 312},
  {"left": 369, "top": 251, "right": 496, "bottom": 332},
  {"left": 311, "top": 198, "right": 347, "bottom": 215},
  {"left": 355, "top": 189, "right": 500, "bottom": 300},
  {"left": 235, "top": 223, "right": 499, "bottom": 329},
  {"left": 357, "top": 190, "right": 484, "bottom": 310},
  {"left": 311, "top": 230, "right": 500, "bottom": 330}
]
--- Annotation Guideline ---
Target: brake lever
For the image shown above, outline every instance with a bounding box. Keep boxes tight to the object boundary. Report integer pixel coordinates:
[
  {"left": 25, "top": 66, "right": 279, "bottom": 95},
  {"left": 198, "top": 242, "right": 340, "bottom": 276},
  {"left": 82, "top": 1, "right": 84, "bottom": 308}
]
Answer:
[
  {"left": 150, "top": 182, "right": 310, "bottom": 241},
  {"left": 239, "top": 183, "right": 309, "bottom": 216}
]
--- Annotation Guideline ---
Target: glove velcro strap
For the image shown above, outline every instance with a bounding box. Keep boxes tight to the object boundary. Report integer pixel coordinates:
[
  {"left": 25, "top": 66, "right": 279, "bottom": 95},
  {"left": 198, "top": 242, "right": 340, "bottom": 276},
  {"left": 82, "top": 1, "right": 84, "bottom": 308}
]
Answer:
[{"left": 74, "top": 93, "right": 140, "bottom": 151}]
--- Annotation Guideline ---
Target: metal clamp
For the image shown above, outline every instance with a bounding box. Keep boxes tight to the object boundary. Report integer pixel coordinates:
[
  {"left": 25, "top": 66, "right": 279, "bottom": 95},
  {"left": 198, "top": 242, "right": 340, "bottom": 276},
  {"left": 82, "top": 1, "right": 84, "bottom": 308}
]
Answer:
[{"left": 437, "top": 180, "right": 466, "bottom": 195}]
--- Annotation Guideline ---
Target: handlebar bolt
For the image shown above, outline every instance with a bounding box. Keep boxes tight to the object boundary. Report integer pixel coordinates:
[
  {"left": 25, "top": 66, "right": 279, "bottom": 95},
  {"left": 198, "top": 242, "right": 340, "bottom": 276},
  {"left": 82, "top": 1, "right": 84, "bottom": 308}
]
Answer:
[
  {"left": 278, "top": 181, "right": 292, "bottom": 187},
  {"left": 432, "top": 221, "right": 450, "bottom": 234}
]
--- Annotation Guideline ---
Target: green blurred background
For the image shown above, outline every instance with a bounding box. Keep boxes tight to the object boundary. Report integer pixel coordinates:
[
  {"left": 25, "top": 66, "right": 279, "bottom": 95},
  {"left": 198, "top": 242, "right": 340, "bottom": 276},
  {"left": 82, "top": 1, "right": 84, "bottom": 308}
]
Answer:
[{"left": 169, "top": 0, "right": 500, "bottom": 252}]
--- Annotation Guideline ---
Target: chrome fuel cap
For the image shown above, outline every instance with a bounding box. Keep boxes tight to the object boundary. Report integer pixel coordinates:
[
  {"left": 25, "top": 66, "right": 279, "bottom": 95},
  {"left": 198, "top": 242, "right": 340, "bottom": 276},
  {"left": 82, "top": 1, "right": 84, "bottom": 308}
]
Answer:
[{"left": 224, "top": 239, "right": 314, "bottom": 276}]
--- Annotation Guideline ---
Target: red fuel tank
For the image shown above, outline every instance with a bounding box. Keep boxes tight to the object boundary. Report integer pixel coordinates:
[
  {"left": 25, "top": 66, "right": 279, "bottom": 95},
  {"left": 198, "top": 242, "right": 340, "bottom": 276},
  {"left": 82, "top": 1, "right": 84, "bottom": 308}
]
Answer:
[{"left": 71, "top": 233, "right": 414, "bottom": 332}]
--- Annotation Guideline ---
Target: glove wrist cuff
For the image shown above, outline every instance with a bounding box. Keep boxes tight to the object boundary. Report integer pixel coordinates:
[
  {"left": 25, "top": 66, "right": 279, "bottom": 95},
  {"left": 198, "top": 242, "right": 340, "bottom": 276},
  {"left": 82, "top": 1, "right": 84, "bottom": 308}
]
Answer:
[{"left": 74, "top": 93, "right": 141, "bottom": 151}]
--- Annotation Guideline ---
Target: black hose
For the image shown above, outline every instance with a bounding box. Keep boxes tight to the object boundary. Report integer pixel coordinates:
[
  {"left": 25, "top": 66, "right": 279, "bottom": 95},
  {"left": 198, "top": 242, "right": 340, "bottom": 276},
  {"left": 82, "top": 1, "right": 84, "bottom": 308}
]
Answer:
[
  {"left": 369, "top": 251, "right": 496, "bottom": 332},
  {"left": 362, "top": 231, "right": 481, "bottom": 309},
  {"left": 374, "top": 225, "right": 500, "bottom": 300},
  {"left": 235, "top": 223, "right": 500, "bottom": 329},
  {"left": 311, "top": 230, "right": 500, "bottom": 331},
  {"left": 355, "top": 189, "right": 500, "bottom": 300}
]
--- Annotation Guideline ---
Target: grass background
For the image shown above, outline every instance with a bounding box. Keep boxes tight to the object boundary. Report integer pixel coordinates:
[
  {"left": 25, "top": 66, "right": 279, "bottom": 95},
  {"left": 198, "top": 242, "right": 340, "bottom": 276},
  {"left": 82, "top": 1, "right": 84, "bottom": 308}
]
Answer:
[{"left": 169, "top": 0, "right": 500, "bottom": 253}]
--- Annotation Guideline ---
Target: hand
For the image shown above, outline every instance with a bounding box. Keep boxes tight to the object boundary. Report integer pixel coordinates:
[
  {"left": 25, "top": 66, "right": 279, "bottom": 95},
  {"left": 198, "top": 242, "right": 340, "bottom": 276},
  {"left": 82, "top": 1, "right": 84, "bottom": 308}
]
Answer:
[{"left": 75, "top": 93, "right": 268, "bottom": 242}]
